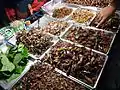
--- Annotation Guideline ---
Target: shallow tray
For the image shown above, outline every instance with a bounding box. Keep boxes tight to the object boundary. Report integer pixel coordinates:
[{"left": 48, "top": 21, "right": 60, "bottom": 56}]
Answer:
[
  {"left": 62, "top": 24, "right": 115, "bottom": 54},
  {"left": 42, "top": 0, "right": 62, "bottom": 15},
  {"left": 8, "top": 27, "right": 58, "bottom": 60},
  {"left": 12, "top": 61, "right": 87, "bottom": 90},
  {"left": 48, "top": 3, "right": 78, "bottom": 20},
  {"left": 41, "top": 39, "right": 108, "bottom": 89},
  {"left": 31, "top": 15, "right": 73, "bottom": 38},
  {"left": 67, "top": 7, "right": 97, "bottom": 26},
  {"left": 90, "top": 11, "right": 120, "bottom": 33}
]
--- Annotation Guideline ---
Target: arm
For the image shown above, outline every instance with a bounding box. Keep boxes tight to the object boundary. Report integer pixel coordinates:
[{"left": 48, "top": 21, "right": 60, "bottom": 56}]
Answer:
[{"left": 97, "top": 0, "right": 116, "bottom": 27}]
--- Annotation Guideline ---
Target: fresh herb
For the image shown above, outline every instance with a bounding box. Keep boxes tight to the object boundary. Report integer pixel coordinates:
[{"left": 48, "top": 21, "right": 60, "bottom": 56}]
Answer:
[{"left": 0, "top": 43, "right": 29, "bottom": 82}]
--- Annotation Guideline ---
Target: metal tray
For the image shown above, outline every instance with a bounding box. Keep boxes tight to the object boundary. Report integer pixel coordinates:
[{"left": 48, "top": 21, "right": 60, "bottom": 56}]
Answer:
[
  {"left": 42, "top": 0, "right": 62, "bottom": 15},
  {"left": 12, "top": 61, "right": 87, "bottom": 90},
  {"left": 62, "top": 24, "right": 115, "bottom": 54},
  {"left": 7, "top": 27, "right": 58, "bottom": 60},
  {"left": 67, "top": 7, "right": 97, "bottom": 26},
  {"left": 40, "top": 39, "right": 108, "bottom": 89},
  {"left": 42, "top": 0, "right": 100, "bottom": 12},
  {"left": 85, "top": 26, "right": 117, "bottom": 55},
  {"left": 31, "top": 15, "right": 73, "bottom": 38},
  {"left": 0, "top": 43, "right": 34, "bottom": 90},
  {"left": 47, "top": 3, "right": 78, "bottom": 20},
  {"left": 90, "top": 11, "right": 120, "bottom": 34}
]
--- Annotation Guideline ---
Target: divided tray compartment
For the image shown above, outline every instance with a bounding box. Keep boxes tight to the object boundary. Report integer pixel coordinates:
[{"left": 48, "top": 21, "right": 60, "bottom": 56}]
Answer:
[
  {"left": 8, "top": 28, "right": 58, "bottom": 60},
  {"left": 16, "top": 29, "right": 58, "bottom": 59},
  {"left": 31, "top": 15, "right": 73, "bottom": 38},
  {"left": 90, "top": 12, "right": 120, "bottom": 33},
  {"left": 0, "top": 42, "right": 35, "bottom": 90},
  {"left": 61, "top": 0, "right": 110, "bottom": 8},
  {"left": 40, "top": 39, "right": 108, "bottom": 89},
  {"left": 12, "top": 61, "right": 87, "bottom": 90},
  {"left": 48, "top": 3, "right": 78, "bottom": 20},
  {"left": 62, "top": 24, "right": 115, "bottom": 54},
  {"left": 67, "top": 7, "right": 97, "bottom": 26}
]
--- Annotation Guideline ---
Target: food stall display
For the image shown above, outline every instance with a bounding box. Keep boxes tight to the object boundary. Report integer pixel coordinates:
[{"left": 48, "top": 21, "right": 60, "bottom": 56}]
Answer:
[
  {"left": 65, "top": 0, "right": 110, "bottom": 8},
  {"left": 52, "top": 7, "right": 73, "bottom": 18},
  {"left": 13, "top": 63, "right": 86, "bottom": 90},
  {"left": 0, "top": 0, "right": 120, "bottom": 90},
  {"left": 43, "top": 21, "right": 69, "bottom": 36},
  {"left": 90, "top": 13, "right": 120, "bottom": 33},
  {"left": 71, "top": 9, "right": 95, "bottom": 24},
  {"left": 42, "top": 40, "right": 107, "bottom": 87},
  {"left": 16, "top": 29, "right": 54, "bottom": 56},
  {"left": 63, "top": 26, "right": 114, "bottom": 54}
]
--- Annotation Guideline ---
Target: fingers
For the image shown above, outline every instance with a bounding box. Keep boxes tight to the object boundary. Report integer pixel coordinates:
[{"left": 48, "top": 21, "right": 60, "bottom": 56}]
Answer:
[
  {"left": 96, "top": 17, "right": 106, "bottom": 27},
  {"left": 96, "top": 13, "right": 102, "bottom": 22},
  {"left": 97, "top": 15, "right": 102, "bottom": 23},
  {"left": 96, "top": 12, "right": 107, "bottom": 27},
  {"left": 28, "top": 4, "right": 33, "bottom": 15}
]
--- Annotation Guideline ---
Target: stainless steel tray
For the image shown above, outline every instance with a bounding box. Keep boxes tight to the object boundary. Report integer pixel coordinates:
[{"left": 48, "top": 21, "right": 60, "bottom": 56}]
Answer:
[
  {"left": 12, "top": 61, "right": 87, "bottom": 90},
  {"left": 7, "top": 27, "right": 58, "bottom": 60},
  {"left": 42, "top": 0, "right": 100, "bottom": 12},
  {"left": 86, "top": 26, "right": 117, "bottom": 55},
  {"left": 62, "top": 24, "right": 115, "bottom": 54},
  {"left": 67, "top": 7, "right": 97, "bottom": 26},
  {"left": 42, "top": 0, "right": 60, "bottom": 15},
  {"left": 40, "top": 39, "right": 108, "bottom": 89},
  {"left": 47, "top": 3, "right": 78, "bottom": 20},
  {"left": 90, "top": 11, "right": 120, "bottom": 34},
  {"left": 31, "top": 15, "right": 73, "bottom": 38}
]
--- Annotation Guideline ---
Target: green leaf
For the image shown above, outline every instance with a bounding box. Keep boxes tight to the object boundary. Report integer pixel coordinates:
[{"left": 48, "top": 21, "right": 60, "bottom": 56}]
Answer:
[
  {"left": 13, "top": 53, "right": 23, "bottom": 65},
  {"left": 15, "top": 66, "right": 25, "bottom": 73},
  {"left": 7, "top": 73, "right": 20, "bottom": 82},
  {"left": 17, "top": 43, "right": 29, "bottom": 58},
  {"left": 0, "top": 55, "right": 15, "bottom": 72},
  {"left": 17, "top": 43, "right": 24, "bottom": 52},
  {"left": 22, "top": 47, "right": 28, "bottom": 58}
]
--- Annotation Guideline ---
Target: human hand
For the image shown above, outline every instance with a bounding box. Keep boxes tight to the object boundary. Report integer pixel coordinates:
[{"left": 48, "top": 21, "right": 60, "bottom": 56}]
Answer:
[
  {"left": 28, "top": 4, "right": 33, "bottom": 15},
  {"left": 97, "top": 5, "right": 116, "bottom": 27}
]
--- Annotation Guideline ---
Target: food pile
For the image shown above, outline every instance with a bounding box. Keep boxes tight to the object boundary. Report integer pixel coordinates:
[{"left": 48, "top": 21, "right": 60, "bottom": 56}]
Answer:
[
  {"left": 43, "top": 21, "right": 69, "bottom": 36},
  {"left": 13, "top": 63, "right": 85, "bottom": 90},
  {"left": 16, "top": 29, "right": 53, "bottom": 55},
  {"left": 90, "top": 13, "right": 120, "bottom": 32},
  {"left": 71, "top": 9, "right": 94, "bottom": 23},
  {"left": 65, "top": 0, "right": 110, "bottom": 8},
  {"left": 42, "top": 41, "right": 106, "bottom": 85},
  {"left": 52, "top": 7, "right": 73, "bottom": 18},
  {"left": 64, "top": 26, "right": 114, "bottom": 53},
  {"left": 1, "top": 0, "right": 119, "bottom": 89}
]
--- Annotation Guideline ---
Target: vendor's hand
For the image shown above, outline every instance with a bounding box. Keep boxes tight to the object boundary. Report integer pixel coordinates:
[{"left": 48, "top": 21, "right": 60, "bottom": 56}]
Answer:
[
  {"left": 28, "top": 4, "right": 33, "bottom": 15},
  {"left": 97, "top": 5, "right": 116, "bottom": 27}
]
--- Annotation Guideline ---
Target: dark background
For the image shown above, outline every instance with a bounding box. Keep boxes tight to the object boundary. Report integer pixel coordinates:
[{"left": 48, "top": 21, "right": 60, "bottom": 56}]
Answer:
[
  {"left": 96, "top": 30, "right": 120, "bottom": 90},
  {"left": 96, "top": 1, "right": 120, "bottom": 90}
]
